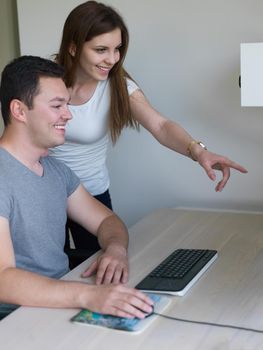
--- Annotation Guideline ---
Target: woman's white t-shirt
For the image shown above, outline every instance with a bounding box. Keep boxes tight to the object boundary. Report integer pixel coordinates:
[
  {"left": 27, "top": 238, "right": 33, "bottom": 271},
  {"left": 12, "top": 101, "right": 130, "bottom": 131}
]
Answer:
[{"left": 49, "top": 78, "right": 138, "bottom": 195}]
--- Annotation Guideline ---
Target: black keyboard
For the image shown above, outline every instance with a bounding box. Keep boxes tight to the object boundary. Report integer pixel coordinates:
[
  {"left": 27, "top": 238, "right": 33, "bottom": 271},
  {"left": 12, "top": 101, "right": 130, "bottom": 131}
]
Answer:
[{"left": 136, "top": 249, "right": 217, "bottom": 296}]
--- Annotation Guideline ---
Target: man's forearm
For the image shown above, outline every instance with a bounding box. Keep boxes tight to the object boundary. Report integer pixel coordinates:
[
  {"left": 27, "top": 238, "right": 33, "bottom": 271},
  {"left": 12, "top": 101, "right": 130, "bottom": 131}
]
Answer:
[
  {"left": 0, "top": 266, "right": 154, "bottom": 318},
  {"left": 0, "top": 267, "right": 89, "bottom": 308},
  {"left": 96, "top": 214, "right": 129, "bottom": 252}
]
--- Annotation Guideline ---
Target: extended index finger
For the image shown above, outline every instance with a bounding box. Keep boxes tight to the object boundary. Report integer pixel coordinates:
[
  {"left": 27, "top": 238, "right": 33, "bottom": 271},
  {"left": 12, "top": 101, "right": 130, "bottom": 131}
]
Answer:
[{"left": 219, "top": 159, "right": 248, "bottom": 173}]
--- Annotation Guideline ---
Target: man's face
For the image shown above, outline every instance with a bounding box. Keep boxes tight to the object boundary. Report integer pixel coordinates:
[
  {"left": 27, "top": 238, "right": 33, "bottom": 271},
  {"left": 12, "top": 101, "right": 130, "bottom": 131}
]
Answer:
[{"left": 25, "top": 77, "right": 71, "bottom": 150}]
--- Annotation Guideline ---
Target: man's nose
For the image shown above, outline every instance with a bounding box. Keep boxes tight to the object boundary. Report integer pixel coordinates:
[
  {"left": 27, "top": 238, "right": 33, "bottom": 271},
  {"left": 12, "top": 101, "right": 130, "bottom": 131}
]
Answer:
[{"left": 62, "top": 106, "right": 72, "bottom": 121}]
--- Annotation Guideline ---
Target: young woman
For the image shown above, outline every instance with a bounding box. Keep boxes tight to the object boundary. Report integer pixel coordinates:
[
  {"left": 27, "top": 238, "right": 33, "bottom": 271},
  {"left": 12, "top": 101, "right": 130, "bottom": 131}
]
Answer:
[{"left": 49, "top": 1, "right": 247, "bottom": 262}]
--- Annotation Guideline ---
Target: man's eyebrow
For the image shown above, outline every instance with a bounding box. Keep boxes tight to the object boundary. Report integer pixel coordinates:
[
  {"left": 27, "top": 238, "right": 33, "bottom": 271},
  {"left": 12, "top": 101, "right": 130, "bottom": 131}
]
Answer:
[{"left": 49, "top": 97, "right": 70, "bottom": 103}]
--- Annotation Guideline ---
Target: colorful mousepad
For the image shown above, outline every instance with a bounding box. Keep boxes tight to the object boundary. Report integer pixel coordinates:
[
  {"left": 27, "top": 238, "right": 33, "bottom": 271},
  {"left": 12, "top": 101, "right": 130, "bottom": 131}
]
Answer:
[{"left": 71, "top": 293, "right": 171, "bottom": 333}]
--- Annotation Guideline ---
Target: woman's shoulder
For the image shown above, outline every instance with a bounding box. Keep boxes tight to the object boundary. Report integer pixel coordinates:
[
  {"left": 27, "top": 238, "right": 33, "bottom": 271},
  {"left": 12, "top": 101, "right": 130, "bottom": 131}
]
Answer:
[{"left": 125, "top": 77, "right": 140, "bottom": 95}]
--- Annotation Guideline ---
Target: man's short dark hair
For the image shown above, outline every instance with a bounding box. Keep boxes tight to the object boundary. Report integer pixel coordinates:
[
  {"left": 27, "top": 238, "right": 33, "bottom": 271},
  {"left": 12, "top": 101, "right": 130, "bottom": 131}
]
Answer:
[{"left": 0, "top": 55, "right": 64, "bottom": 126}]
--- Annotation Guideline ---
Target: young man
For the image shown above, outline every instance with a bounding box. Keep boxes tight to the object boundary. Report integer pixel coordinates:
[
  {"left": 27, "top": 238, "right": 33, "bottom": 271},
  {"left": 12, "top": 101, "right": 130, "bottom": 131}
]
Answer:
[{"left": 0, "top": 55, "right": 153, "bottom": 320}]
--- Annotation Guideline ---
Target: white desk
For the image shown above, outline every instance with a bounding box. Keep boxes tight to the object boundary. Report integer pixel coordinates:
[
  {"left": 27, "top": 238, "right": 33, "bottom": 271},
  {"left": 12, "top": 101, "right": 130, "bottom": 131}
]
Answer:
[{"left": 1, "top": 208, "right": 263, "bottom": 349}]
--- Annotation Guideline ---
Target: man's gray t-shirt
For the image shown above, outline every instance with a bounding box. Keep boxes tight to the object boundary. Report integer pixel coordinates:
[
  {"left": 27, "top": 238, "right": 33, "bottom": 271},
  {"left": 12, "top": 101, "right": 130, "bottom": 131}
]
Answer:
[{"left": 0, "top": 148, "right": 80, "bottom": 278}]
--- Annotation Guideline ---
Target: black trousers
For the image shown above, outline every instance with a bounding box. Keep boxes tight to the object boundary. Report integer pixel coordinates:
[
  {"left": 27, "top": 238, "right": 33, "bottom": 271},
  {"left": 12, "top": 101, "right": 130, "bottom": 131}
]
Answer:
[{"left": 65, "top": 190, "right": 113, "bottom": 268}]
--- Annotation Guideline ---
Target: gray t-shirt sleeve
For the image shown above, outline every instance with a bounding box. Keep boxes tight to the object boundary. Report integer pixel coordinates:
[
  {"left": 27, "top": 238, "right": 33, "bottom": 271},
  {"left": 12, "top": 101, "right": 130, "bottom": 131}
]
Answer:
[
  {"left": 47, "top": 156, "right": 80, "bottom": 197},
  {"left": 62, "top": 161, "right": 81, "bottom": 197}
]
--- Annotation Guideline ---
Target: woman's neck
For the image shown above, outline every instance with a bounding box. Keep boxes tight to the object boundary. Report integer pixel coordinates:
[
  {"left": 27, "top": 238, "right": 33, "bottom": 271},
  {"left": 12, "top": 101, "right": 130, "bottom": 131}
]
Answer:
[{"left": 68, "top": 79, "right": 99, "bottom": 105}]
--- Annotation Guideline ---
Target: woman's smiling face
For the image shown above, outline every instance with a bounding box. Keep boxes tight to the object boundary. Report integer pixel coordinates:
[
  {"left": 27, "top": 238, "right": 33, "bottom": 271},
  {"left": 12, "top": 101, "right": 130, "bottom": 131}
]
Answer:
[{"left": 74, "top": 28, "right": 122, "bottom": 82}]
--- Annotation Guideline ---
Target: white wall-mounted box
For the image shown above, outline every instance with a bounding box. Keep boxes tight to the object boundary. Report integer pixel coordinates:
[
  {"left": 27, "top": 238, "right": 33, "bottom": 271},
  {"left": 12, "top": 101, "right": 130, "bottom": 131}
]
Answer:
[{"left": 241, "top": 43, "right": 263, "bottom": 107}]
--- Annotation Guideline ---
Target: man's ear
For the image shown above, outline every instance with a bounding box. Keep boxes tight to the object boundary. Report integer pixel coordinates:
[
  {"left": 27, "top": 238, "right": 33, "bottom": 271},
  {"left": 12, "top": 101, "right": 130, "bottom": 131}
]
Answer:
[
  {"left": 68, "top": 42, "right": 76, "bottom": 57},
  {"left": 9, "top": 99, "right": 27, "bottom": 123}
]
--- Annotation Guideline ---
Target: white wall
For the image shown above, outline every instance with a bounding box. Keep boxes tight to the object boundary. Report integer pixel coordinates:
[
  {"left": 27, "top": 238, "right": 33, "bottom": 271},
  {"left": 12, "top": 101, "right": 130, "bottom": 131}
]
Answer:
[
  {"left": 17, "top": 0, "right": 263, "bottom": 226},
  {"left": 0, "top": 0, "right": 20, "bottom": 71},
  {"left": 0, "top": 0, "right": 20, "bottom": 134}
]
